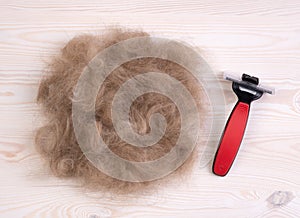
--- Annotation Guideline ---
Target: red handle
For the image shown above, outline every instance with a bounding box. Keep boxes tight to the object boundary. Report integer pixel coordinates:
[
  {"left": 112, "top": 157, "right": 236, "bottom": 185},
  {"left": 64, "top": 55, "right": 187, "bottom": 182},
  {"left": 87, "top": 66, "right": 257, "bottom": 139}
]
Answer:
[{"left": 213, "top": 101, "right": 250, "bottom": 176}]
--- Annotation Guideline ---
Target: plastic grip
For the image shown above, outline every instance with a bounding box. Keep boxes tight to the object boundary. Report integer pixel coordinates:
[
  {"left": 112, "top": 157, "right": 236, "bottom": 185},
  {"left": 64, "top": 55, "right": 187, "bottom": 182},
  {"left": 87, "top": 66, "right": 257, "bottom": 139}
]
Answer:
[{"left": 213, "top": 101, "right": 250, "bottom": 176}]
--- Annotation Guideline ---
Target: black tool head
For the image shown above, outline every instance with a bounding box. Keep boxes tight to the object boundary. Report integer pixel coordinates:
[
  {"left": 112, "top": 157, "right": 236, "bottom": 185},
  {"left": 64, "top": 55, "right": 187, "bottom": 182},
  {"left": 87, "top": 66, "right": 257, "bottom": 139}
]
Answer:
[{"left": 224, "top": 73, "right": 275, "bottom": 104}]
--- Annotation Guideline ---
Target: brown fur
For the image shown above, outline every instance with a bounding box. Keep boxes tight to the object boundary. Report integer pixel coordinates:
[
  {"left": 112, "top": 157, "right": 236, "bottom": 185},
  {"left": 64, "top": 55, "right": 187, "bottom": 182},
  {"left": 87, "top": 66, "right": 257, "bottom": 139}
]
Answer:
[{"left": 35, "top": 28, "right": 205, "bottom": 193}]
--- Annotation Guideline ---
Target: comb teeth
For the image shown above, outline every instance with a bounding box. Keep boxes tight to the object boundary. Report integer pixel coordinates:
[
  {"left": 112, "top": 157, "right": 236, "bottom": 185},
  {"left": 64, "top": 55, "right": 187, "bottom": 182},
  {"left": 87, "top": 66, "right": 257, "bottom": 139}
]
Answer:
[{"left": 223, "top": 72, "right": 275, "bottom": 95}]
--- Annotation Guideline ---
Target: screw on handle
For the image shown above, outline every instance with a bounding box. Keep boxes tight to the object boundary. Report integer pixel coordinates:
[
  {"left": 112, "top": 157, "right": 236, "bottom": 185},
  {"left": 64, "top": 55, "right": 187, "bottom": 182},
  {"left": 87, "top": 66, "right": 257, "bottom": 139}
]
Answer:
[{"left": 213, "top": 101, "right": 250, "bottom": 176}]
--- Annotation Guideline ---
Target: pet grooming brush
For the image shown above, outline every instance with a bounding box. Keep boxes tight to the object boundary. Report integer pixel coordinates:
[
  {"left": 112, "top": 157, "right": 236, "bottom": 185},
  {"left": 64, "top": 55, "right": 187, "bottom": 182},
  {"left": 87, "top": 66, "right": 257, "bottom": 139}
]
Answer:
[{"left": 213, "top": 73, "right": 275, "bottom": 176}]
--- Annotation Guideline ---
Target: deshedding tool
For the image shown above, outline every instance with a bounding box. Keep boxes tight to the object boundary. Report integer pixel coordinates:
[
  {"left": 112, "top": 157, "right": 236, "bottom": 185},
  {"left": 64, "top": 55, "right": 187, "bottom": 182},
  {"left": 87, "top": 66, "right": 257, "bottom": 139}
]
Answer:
[{"left": 213, "top": 73, "right": 275, "bottom": 177}]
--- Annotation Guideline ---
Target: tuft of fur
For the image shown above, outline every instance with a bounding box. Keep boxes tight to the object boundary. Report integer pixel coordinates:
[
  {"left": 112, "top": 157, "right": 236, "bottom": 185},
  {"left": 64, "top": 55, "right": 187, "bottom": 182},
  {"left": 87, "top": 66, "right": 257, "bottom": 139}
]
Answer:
[{"left": 35, "top": 28, "right": 206, "bottom": 193}]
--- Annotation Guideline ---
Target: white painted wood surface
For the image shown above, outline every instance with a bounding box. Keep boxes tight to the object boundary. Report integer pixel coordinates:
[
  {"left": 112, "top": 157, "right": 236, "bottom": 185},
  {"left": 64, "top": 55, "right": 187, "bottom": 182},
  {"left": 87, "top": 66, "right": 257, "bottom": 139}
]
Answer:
[{"left": 1, "top": 1, "right": 300, "bottom": 217}]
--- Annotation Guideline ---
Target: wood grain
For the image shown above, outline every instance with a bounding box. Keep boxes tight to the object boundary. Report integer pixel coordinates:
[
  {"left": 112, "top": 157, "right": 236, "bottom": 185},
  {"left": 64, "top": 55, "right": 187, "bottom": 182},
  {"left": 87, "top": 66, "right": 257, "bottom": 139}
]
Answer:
[{"left": 0, "top": 1, "right": 300, "bottom": 217}]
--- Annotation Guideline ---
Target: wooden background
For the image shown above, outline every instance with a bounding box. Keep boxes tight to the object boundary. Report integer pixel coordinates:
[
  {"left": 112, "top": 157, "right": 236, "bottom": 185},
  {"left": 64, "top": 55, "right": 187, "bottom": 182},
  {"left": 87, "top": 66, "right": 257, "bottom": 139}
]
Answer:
[{"left": 1, "top": 0, "right": 300, "bottom": 217}]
